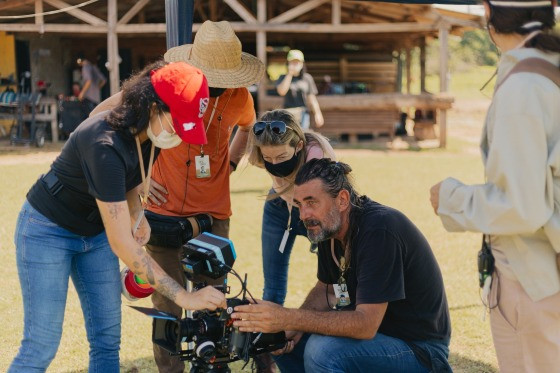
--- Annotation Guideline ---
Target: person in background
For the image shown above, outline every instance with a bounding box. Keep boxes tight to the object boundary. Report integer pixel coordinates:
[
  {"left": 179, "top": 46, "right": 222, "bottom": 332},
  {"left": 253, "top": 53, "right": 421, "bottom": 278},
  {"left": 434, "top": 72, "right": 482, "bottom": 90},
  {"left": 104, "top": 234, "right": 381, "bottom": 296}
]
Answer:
[
  {"left": 8, "top": 61, "right": 226, "bottom": 373},
  {"left": 276, "top": 50, "right": 324, "bottom": 130},
  {"left": 430, "top": 0, "right": 560, "bottom": 371},
  {"left": 77, "top": 54, "right": 106, "bottom": 116}
]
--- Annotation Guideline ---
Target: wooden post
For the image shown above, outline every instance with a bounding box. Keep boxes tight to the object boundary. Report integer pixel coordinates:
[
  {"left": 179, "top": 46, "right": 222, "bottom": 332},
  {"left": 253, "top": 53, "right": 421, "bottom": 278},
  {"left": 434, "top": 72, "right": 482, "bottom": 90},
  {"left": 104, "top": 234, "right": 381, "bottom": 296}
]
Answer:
[
  {"left": 35, "top": 0, "right": 44, "bottom": 33},
  {"left": 256, "top": 0, "right": 267, "bottom": 117},
  {"left": 340, "top": 57, "right": 348, "bottom": 85},
  {"left": 420, "top": 38, "right": 426, "bottom": 93},
  {"left": 107, "top": 0, "right": 120, "bottom": 95},
  {"left": 439, "top": 25, "right": 449, "bottom": 148},
  {"left": 332, "top": 0, "right": 341, "bottom": 25},
  {"left": 405, "top": 47, "right": 411, "bottom": 94},
  {"left": 210, "top": 0, "right": 218, "bottom": 21},
  {"left": 396, "top": 50, "right": 402, "bottom": 93}
]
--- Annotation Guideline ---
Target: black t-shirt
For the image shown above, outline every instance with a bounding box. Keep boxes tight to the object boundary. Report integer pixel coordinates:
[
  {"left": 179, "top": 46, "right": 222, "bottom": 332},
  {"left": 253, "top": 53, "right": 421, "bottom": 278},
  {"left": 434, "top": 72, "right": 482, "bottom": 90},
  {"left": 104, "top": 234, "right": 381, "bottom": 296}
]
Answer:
[
  {"left": 276, "top": 73, "right": 318, "bottom": 109},
  {"left": 27, "top": 111, "right": 159, "bottom": 236},
  {"left": 317, "top": 197, "right": 451, "bottom": 343}
]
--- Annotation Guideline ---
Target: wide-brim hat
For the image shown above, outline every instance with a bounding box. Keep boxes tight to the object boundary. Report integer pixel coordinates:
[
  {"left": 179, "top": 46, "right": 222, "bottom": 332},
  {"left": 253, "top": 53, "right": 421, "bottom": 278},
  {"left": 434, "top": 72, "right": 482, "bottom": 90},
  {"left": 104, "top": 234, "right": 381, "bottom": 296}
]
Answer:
[{"left": 164, "top": 20, "right": 265, "bottom": 88}]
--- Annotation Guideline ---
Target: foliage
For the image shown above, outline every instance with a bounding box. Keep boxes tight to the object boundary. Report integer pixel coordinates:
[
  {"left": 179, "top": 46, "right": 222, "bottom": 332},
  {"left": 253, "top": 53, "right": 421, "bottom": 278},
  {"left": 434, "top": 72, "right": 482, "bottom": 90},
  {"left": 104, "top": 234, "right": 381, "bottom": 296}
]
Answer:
[
  {"left": 459, "top": 29, "right": 500, "bottom": 66},
  {"left": 426, "top": 29, "right": 499, "bottom": 75}
]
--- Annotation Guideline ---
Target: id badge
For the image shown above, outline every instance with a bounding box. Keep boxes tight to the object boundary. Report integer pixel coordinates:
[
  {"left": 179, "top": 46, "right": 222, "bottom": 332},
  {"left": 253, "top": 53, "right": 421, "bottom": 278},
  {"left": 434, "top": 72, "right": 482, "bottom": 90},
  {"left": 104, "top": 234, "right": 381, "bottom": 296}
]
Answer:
[
  {"left": 278, "top": 229, "right": 289, "bottom": 253},
  {"left": 195, "top": 155, "right": 211, "bottom": 178},
  {"left": 333, "top": 283, "right": 351, "bottom": 308}
]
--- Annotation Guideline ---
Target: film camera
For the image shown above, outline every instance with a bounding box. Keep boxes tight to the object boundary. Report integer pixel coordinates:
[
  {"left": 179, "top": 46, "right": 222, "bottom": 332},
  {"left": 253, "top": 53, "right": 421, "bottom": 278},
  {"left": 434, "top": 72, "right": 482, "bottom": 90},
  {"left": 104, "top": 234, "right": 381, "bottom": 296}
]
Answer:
[{"left": 132, "top": 233, "right": 286, "bottom": 373}]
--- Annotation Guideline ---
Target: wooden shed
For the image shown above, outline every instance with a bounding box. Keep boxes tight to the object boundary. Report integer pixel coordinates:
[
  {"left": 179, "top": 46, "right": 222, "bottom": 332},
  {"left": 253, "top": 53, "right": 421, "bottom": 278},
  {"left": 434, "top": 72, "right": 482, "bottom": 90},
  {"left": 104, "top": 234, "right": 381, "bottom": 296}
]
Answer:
[{"left": 0, "top": 0, "right": 483, "bottom": 146}]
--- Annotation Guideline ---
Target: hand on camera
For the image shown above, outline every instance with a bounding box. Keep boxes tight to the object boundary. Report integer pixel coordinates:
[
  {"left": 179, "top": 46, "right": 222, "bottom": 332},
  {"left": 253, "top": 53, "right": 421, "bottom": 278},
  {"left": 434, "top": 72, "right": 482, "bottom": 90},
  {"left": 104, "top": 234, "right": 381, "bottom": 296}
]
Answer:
[
  {"left": 232, "top": 299, "right": 287, "bottom": 333},
  {"left": 271, "top": 330, "right": 302, "bottom": 356},
  {"left": 148, "top": 178, "right": 168, "bottom": 206},
  {"left": 188, "top": 285, "right": 227, "bottom": 311}
]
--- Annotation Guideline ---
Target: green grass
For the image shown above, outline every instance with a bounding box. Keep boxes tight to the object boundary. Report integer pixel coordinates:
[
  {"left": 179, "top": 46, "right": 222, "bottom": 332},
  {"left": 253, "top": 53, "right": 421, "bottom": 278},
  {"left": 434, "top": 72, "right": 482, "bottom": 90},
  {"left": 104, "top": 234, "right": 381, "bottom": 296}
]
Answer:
[{"left": 0, "top": 146, "right": 498, "bottom": 372}]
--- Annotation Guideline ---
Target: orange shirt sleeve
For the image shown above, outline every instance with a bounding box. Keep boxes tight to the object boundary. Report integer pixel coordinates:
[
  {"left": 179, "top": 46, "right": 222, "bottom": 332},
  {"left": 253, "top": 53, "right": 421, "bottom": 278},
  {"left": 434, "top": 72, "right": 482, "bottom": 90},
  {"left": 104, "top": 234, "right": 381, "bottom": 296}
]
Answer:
[{"left": 236, "top": 88, "right": 256, "bottom": 128}]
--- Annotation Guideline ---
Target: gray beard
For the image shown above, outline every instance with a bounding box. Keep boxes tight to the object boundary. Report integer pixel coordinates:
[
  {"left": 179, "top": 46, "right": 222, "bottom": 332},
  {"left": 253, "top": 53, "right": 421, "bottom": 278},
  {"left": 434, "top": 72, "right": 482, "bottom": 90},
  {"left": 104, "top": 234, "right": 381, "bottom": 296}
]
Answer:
[{"left": 306, "top": 207, "right": 342, "bottom": 244}]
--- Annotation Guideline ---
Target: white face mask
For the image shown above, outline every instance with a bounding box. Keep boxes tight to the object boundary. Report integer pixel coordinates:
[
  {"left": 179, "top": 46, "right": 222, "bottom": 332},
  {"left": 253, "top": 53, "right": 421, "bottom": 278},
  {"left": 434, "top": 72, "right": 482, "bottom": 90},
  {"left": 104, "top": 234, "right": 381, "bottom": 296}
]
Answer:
[{"left": 147, "top": 112, "right": 182, "bottom": 149}]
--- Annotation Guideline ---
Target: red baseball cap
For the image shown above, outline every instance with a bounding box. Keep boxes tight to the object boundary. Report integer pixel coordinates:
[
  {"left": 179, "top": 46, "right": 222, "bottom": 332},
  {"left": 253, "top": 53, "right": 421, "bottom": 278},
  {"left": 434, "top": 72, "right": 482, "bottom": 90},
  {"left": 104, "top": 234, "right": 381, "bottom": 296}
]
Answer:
[{"left": 150, "top": 62, "right": 209, "bottom": 145}]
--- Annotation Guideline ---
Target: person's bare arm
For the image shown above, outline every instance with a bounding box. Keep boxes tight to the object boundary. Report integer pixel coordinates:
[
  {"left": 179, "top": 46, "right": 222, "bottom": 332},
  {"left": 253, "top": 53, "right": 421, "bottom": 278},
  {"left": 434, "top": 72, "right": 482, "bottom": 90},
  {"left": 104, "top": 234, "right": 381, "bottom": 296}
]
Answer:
[
  {"left": 78, "top": 80, "right": 92, "bottom": 101},
  {"left": 233, "top": 300, "right": 387, "bottom": 340},
  {"left": 229, "top": 124, "right": 253, "bottom": 173},
  {"left": 307, "top": 94, "right": 324, "bottom": 127},
  {"left": 90, "top": 91, "right": 122, "bottom": 117},
  {"left": 276, "top": 74, "right": 293, "bottom": 97},
  {"left": 300, "top": 281, "right": 332, "bottom": 311},
  {"left": 96, "top": 199, "right": 226, "bottom": 311}
]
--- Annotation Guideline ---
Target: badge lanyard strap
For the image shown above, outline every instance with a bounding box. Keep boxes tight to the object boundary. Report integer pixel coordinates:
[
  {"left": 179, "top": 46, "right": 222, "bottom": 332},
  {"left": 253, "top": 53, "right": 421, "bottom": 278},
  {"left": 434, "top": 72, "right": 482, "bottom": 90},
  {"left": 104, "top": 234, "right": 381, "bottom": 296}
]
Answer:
[
  {"left": 331, "top": 239, "right": 349, "bottom": 280},
  {"left": 278, "top": 202, "right": 293, "bottom": 253},
  {"left": 200, "top": 96, "right": 219, "bottom": 156},
  {"left": 200, "top": 91, "right": 233, "bottom": 156},
  {"left": 134, "top": 136, "right": 155, "bottom": 232},
  {"left": 278, "top": 193, "right": 294, "bottom": 253}
]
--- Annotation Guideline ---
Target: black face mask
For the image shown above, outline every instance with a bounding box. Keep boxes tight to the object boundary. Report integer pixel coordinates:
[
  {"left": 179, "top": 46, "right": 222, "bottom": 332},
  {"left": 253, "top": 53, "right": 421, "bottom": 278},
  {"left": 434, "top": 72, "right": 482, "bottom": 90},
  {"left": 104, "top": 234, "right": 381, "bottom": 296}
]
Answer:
[
  {"left": 209, "top": 87, "right": 227, "bottom": 97},
  {"left": 264, "top": 150, "right": 299, "bottom": 177}
]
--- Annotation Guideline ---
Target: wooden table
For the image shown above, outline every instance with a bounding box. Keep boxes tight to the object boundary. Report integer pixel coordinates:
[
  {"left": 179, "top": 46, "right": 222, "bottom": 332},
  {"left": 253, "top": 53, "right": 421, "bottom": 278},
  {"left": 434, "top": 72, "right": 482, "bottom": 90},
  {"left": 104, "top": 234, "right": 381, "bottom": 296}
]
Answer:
[{"left": 0, "top": 96, "right": 59, "bottom": 143}]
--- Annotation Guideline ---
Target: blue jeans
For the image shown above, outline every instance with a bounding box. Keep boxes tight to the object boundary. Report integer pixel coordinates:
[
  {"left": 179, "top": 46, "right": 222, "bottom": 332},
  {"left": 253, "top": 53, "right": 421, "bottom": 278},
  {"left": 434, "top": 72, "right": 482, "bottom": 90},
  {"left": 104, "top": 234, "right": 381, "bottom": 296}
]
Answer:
[
  {"left": 262, "top": 196, "right": 309, "bottom": 305},
  {"left": 9, "top": 200, "right": 121, "bottom": 373},
  {"left": 275, "top": 333, "right": 449, "bottom": 373},
  {"left": 301, "top": 110, "right": 310, "bottom": 130}
]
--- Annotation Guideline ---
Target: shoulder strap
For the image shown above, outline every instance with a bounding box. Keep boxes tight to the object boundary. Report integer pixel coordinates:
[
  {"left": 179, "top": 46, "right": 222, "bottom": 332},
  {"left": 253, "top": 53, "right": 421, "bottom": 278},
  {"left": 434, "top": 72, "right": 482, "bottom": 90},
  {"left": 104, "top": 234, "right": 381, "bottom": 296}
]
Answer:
[{"left": 496, "top": 57, "right": 560, "bottom": 92}]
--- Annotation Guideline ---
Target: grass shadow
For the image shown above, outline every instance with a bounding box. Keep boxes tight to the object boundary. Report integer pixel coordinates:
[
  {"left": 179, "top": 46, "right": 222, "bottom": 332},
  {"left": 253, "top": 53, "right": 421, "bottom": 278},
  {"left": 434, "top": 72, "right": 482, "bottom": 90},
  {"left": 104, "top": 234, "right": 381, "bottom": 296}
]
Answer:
[
  {"left": 64, "top": 356, "right": 250, "bottom": 373},
  {"left": 449, "top": 303, "right": 479, "bottom": 311},
  {"left": 64, "top": 352, "right": 496, "bottom": 373},
  {"left": 230, "top": 188, "right": 267, "bottom": 195},
  {"left": 450, "top": 352, "right": 497, "bottom": 372}
]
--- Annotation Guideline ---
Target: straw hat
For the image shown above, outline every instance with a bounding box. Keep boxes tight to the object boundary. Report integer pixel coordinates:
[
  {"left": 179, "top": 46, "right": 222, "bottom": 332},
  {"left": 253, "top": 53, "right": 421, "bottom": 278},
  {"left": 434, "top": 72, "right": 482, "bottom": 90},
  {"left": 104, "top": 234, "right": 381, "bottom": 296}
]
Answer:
[{"left": 164, "top": 21, "right": 265, "bottom": 88}]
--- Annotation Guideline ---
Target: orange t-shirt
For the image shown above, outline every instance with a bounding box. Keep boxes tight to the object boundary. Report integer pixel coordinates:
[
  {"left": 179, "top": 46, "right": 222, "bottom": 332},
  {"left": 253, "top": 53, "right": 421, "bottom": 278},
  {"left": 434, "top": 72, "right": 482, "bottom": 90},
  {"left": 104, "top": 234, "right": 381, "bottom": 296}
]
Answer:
[{"left": 148, "top": 88, "right": 255, "bottom": 219}]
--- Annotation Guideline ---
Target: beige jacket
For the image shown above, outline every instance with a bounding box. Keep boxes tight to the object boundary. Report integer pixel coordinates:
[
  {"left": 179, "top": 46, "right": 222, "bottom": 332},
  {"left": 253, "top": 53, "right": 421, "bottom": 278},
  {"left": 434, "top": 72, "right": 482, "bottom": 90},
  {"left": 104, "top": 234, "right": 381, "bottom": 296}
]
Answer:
[{"left": 438, "top": 48, "right": 560, "bottom": 302}]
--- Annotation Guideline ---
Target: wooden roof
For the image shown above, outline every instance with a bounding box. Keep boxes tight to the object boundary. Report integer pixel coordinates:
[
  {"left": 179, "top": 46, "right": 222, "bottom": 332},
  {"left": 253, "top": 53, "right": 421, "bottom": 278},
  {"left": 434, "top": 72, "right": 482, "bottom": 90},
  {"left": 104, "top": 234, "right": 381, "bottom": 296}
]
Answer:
[{"left": 0, "top": 0, "right": 483, "bottom": 37}]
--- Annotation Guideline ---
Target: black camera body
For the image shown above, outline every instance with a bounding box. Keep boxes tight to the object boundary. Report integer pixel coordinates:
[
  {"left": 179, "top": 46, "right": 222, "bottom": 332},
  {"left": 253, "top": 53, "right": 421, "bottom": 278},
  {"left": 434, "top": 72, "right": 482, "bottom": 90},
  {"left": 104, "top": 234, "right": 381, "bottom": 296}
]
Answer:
[
  {"left": 132, "top": 233, "right": 286, "bottom": 372},
  {"left": 151, "top": 297, "right": 286, "bottom": 370}
]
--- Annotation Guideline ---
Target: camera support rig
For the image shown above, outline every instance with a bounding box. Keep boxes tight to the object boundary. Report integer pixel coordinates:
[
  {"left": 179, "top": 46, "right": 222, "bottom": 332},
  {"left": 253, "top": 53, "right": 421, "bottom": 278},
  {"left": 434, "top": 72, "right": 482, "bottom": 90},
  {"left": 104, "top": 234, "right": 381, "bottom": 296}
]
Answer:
[{"left": 131, "top": 232, "right": 286, "bottom": 373}]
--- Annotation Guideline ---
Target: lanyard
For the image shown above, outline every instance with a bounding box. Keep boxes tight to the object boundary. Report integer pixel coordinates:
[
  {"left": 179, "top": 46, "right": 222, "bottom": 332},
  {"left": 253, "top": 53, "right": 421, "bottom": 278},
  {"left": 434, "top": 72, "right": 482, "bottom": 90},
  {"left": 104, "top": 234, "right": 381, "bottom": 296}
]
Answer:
[
  {"left": 278, "top": 202, "right": 293, "bottom": 254},
  {"left": 200, "top": 96, "right": 219, "bottom": 156},
  {"left": 135, "top": 136, "right": 155, "bottom": 207},
  {"left": 331, "top": 239, "right": 349, "bottom": 278}
]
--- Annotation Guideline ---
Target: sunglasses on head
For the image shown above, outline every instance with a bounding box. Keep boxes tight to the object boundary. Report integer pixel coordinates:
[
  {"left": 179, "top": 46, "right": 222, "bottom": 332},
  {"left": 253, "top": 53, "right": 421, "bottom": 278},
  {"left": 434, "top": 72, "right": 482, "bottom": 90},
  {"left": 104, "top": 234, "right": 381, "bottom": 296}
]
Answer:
[{"left": 253, "top": 121, "right": 292, "bottom": 136}]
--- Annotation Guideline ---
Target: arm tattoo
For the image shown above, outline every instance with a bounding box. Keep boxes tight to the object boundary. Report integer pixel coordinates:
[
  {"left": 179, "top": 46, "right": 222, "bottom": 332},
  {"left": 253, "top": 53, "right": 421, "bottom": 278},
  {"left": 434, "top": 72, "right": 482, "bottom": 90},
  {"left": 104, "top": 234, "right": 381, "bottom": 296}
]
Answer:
[
  {"left": 156, "top": 276, "right": 183, "bottom": 302},
  {"left": 108, "top": 203, "right": 125, "bottom": 220},
  {"left": 141, "top": 255, "right": 155, "bottom": 285}
]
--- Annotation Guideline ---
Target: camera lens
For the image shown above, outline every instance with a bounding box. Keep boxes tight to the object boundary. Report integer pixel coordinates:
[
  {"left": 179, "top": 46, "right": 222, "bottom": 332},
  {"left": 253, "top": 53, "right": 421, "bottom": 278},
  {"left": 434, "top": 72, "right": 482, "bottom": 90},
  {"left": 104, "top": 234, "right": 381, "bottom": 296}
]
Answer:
[
  {"left": 196, "top": 339, "right": 216, "bottom": 362},
  {"left": 195, "top": 214, "right": 213, "bottom": 235}
]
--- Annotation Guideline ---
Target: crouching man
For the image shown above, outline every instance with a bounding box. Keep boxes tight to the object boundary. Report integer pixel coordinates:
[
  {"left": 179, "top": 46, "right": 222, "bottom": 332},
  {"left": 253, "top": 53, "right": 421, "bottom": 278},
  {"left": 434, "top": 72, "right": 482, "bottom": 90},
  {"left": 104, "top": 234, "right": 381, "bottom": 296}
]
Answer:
[{"left": 233, "top": 159, "right": 451, "bottom": 373}]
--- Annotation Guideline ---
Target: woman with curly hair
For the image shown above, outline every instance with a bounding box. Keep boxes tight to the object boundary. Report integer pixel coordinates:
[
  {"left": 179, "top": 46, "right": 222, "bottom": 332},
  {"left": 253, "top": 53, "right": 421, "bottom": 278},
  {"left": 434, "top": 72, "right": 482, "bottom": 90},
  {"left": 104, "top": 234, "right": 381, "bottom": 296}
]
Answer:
[{"left": 8, "top": 61, "right": 226, "bottom": 373}]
